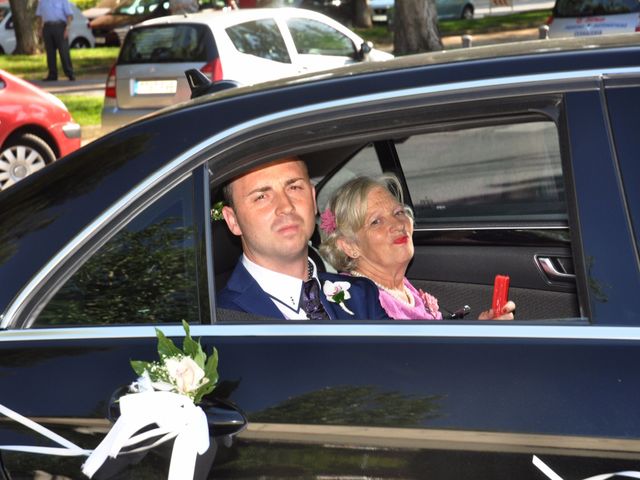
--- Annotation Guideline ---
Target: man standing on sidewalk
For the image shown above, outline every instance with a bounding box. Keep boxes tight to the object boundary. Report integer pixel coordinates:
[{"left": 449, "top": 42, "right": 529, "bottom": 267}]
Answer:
[{"left": 36, "top": 0, "right": 75, "bottom": 82}]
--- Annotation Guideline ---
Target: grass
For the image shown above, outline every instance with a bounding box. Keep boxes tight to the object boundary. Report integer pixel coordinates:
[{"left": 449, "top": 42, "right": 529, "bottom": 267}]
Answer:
[
  {"left": 55, "top": 94, "right": 104, "bottom": 126},
  {"left": 355, "top": 8, "right": 551, "bottom": 44},
  {"left": 0, "top": 47, "right": 119, "bottom": 80}
]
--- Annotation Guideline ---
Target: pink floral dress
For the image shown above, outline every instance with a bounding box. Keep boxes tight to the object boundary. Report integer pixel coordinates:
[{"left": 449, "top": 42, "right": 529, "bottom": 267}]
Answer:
[{"left": 378, "top": 278, "right": 443, "bottom": 320}]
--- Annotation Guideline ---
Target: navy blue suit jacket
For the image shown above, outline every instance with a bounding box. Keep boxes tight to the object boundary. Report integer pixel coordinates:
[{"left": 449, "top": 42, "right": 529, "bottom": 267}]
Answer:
[{"left": 217, "top": 261, "right": 389, "bottom": 320}]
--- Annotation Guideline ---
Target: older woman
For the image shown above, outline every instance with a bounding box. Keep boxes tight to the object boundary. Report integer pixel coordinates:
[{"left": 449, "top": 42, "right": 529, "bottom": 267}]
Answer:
[{"left": 319, "top": 175, "right": 515, "bottom": 320}]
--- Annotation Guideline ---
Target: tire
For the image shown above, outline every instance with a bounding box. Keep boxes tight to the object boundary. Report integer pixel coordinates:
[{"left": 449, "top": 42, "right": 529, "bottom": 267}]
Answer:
[
  {"left": 70, "top": 37, "right": 91, "bottom": 49},
  {"left": 0, "top": 133, "right": 56, "bottom": 191},
  {"left": 461, "top": 5, "right": 474, "bottom": 19}
]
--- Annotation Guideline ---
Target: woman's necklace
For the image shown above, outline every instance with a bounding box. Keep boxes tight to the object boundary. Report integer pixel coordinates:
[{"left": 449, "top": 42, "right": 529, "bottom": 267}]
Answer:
[{"left": 350, "top": 270, "right": 414, "bottom": 307}]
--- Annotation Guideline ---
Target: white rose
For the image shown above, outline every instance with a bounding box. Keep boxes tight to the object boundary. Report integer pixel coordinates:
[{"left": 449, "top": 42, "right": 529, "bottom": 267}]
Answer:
[{"left": 164, "top": 356, "right": 208, "bottom": 394}]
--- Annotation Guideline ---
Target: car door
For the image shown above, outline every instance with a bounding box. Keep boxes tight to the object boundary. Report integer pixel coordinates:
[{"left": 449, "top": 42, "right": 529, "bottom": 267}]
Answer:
[
  {"left": 1, "top": 58, "right": 640, "bottom": 480},
  {"left": 0, "top": 12, "right": 16, "bottom": 55}
]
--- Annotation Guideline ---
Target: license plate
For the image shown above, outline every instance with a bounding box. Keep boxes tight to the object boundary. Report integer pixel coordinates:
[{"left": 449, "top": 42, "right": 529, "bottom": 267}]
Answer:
[
  {"left": 95, "top": 37, "right": 105, "bottom": 44},
  {"left": 134, "top": 80, "right": 177, "bottom": 95}
]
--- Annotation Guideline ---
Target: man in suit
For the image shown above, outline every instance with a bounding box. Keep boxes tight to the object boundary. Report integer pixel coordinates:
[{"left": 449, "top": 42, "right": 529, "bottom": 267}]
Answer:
[{"left": 218, "top": 156, "right": 388, "bottom": 320}]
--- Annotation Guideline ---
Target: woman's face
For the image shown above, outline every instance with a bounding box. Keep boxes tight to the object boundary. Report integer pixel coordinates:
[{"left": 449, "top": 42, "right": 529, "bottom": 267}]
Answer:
[{"left": 352, "top": 186, "right": 414, "bottom": 274}]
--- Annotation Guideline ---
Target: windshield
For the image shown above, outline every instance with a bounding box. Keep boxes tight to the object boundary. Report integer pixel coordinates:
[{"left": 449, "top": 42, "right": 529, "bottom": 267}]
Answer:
[{"left": 554, "top": 0, "right": 640, "bottom": 16}]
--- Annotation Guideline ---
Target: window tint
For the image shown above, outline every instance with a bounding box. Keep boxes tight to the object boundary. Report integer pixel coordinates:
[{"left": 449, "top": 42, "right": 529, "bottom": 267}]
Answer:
[
  {"left": 555, "top": 0, "right": 640, "bottom": 16},
  {"left": 226, "top": 19, "right": 291, "bottom": 63},
  {"left": 399, "top": 121, "right": 566, "bottom": 225},
  {"left": 317, "top": 144, "right": 382, "bottom": 209},
  {"left": 36, "top": 178, "right": 199, "bottom": 326},
  {"left": 119, "top": 25, "right": 210, "bottom": 64},
  {"left": 287, "top": 18, "right": 355, "bottom": 57}
]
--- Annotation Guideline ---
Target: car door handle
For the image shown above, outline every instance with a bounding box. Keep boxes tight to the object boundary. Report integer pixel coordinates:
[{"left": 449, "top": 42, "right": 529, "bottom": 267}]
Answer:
[
  {"left": 536, "top": 256, "right": 576, "bottom": 282},
  {"left": 108, "top": 387, "right": 247, "bottom": 438}
]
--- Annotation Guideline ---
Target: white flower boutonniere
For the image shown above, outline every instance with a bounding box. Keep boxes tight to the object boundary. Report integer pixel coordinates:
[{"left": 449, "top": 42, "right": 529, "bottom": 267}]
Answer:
[{"left": 323, "top": 280, "right": 354, "bottom": 315}]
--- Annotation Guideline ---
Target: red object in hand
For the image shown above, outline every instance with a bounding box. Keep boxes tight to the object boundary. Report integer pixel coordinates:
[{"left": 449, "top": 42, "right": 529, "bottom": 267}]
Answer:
[{"left": 492, "top": 275, "right": 510, "bottom": 318}]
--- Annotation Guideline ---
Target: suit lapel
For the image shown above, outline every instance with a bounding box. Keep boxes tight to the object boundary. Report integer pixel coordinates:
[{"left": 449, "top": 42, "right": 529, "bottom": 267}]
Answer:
[{"left": 224, "top": 263, "right": 285, "bottom": 319}]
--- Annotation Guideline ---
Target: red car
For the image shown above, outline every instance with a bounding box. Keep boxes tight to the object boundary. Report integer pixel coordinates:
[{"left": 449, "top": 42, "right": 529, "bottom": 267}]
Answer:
[{"left": 0, "top": 69, "right": 81, "bottom": 191}]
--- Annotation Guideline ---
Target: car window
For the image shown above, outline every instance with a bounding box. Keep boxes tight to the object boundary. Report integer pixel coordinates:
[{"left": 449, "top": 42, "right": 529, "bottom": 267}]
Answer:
[
  {"left": 287, "top": 17, "right": 356, "bottom": 57},
  {"left": 555, "top": 0, "right": 640, "bottom": 16},
  {"left": 317, "top": 143, "right": 383, "bottom": 209},
  {"left": 35, "top": 177, "right": 199, "bottom": 327},
  {"left": 114, "top": 0, "right": 169, "bottom": 15},
  {"left": 398, "top": 120, "right": 566, "bottom": 226},
  {"left": 119, "top": 24, "right": 210, "bottom": 63},
  {"left": 226, "top": 19, "right": 291, "bottom": 63}
]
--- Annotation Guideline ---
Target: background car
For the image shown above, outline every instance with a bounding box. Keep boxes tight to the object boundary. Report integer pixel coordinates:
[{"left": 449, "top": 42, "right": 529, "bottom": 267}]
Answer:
[
  {"left": 375, "top": 0, "right": 474, "bottom": 23},
  {"left": 1, "top": 34, "right": 640, "bottom": 479},
  {"left": 82, "top": 0, "right": 126, "bottom": 21},
  {"left": 0, "top": 2, "right": 95, "bottom": 53},
  {"left": 101, "top": 7, "right": 392, "bottom": 133},
  {"left": 90, "top": 0, "right": 226, "bottom": 46},
  {"left": 0, "top": 69, "right": 80, "bottom": 191},
  {"left": 547, "top": 0, "right": 640, "bottom": 37}
]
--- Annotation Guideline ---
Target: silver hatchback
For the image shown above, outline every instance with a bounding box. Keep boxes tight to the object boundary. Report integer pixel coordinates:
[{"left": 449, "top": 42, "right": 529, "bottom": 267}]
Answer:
[{"left": 101, "top": 7, "right": 392, "bottom": 133}]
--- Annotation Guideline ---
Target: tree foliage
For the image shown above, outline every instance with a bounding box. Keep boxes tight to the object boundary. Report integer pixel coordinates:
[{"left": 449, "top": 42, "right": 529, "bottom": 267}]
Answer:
[
  {"left": 8, "top": 0, "right": 41, "bottom": 54},
  {"left": 394, "top": 0, "right": 443, "bottom": 55}
]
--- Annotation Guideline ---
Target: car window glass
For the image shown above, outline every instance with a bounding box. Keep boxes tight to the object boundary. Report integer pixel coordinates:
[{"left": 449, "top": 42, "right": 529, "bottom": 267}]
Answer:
[
  {"left": 555, "top": 0, "right": 640, "bottom": 16},
  {"left": 119, "top": 25, "right": 209, "bottom": 63},
  {"left": 226, "top": 19, "right": 291, "bottom": 63},
  {"left": 317, "top": 143, "right": 382, "bottom": 209},
  {"left": 398, "top": 120, "right": 566, "bottom": 225},
  {"left": 287, "top": 18, "right": 355, "bottom": 57},
  {"left": 35, "top": 177, "right": 199, "bottom": 327}
]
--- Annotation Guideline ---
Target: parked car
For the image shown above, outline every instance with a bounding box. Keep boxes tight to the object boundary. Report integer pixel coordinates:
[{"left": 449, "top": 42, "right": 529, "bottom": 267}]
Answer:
[
  {"left": 374, "top": 0, "right": 474, "bottom": 23},
  {"left": 101, "top": 8, "right": 392, "bottom": 133},
  {"left": 547, "top": 0, "right": 640, "bottom": 37},
  {"left": 90, "top": 0, "right": 226, "bottom": 46},
  {"left": 0, "top": 69, "right": 80, "bottom": 191},
  {"left": 0, "top": 2, "right": 95, "bottom": 53},
  {"left": 1, "top": 33, "right": 640, "bottom": 479},
  {"left": 82, "top": 0, "right": 126, "bottom": 22}
]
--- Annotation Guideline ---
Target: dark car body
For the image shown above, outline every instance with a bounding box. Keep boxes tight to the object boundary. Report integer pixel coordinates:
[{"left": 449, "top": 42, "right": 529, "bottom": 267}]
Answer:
[{"left": 1, "top": 34, "right": 640, "bottom": 479}]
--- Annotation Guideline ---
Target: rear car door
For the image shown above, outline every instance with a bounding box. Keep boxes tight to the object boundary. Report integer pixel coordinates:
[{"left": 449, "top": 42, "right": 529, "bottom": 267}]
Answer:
[{"left": 1, "top": 57, "right": 640, "bottom": 480}]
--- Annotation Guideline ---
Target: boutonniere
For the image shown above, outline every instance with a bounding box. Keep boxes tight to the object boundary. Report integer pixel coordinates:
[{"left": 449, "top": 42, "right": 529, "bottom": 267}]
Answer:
[{"left": 323, "top": 280, "right": 354, "bottom": 315}]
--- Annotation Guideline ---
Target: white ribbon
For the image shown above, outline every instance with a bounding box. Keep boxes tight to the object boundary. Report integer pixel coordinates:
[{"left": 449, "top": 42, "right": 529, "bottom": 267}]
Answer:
[
  {"left": 533, "top": 455, "right": 640, "bottom": 480},
  {"left": 0, "top": 391, "right": 210, "bottom": 480}
]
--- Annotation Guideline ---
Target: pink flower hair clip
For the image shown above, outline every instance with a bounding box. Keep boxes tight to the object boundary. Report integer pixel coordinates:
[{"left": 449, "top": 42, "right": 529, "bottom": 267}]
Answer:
[{"left": 320, "top": 207, "right": 337, "bottom": 234}]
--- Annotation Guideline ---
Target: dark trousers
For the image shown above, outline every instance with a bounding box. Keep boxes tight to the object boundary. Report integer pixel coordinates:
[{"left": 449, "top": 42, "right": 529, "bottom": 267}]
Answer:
[{"left": 42, "top": 21, "right": 74, "bottom": 79}]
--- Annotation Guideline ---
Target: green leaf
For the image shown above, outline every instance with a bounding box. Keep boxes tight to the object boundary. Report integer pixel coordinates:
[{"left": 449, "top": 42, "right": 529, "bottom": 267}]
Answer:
[
  {"left": 333, "top": 291, "right": 345, "bottom": 303},
  {"left": 156, "top": 327, "right": 182, "bottom": 358},
  {"left": 130, "top": 360, "right": 150, "bottom": 376}
]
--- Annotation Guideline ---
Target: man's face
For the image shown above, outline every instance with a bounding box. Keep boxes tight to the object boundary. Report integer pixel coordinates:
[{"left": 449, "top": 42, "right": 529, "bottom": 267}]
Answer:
[{"left": 222, "top": 158, "right": 317, "bottom": 272}]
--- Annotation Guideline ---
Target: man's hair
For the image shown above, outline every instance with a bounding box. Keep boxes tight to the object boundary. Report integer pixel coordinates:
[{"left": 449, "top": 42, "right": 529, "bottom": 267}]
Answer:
[{"left": 220, "top": 156, "right": 308, "bottom": 210}]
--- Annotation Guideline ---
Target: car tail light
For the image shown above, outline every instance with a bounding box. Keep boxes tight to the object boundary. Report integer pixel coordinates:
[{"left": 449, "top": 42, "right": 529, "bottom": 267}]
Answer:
[
  {"left": 546, "top": 15, "right": 554, "bottom": 25},
  {"left": 636, "top": 14, "right": 640, "bottom": 31},
  {"left": 200, "top": 58, "right": 223, "bottom": 82},
  {"left": 105, "top": 64, "right": 116, "bottom": 98}
]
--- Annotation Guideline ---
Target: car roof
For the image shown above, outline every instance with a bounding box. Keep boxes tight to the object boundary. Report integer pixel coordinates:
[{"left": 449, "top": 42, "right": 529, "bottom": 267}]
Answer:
[{"left": 136, "top": 7, "right": 352, "bottom": 28}]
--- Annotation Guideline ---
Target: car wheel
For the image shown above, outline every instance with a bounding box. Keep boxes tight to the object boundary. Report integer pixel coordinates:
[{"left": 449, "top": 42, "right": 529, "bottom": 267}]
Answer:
[
  {"left": 0, "top": 133, "right": 56, "bottom": 191},
  {"left": 461, "top": 5, "right": 474, "bottom": 19},
  {"left": 70, "top": 37, "right": 91, "bottom": 49}
]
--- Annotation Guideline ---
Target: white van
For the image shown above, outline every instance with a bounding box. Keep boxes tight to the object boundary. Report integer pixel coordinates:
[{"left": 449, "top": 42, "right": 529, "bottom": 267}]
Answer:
[{"left": 548, "top": 0, "right": 640, "bottom": 37}]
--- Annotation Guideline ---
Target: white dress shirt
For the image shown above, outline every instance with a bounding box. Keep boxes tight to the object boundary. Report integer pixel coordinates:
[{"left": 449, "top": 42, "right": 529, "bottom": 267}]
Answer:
[{"left": 242, "top": 255, "right": 324, "bottom": 320}]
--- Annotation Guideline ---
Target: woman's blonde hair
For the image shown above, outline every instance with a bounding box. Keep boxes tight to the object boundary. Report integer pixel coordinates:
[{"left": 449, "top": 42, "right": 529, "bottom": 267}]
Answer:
[{"left": 319, "top": 174, "right": 413, "bottom": 272}]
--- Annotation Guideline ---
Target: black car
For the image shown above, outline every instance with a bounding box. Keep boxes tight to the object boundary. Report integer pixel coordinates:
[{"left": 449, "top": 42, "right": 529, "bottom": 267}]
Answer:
[{"left": 1, "top": 34, "right": 640, "bottom": 479}]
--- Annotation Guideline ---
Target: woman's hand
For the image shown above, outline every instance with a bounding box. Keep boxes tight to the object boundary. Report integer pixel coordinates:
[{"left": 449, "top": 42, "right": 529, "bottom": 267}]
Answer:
[{"left": 478, "top": 300, "right": 516, "bottom": 320}]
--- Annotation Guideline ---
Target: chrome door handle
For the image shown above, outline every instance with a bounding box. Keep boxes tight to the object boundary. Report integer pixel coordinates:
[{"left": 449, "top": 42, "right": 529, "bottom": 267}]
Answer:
[{"left": 536, "top": 256, "right": 575, "bottom": 281}]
